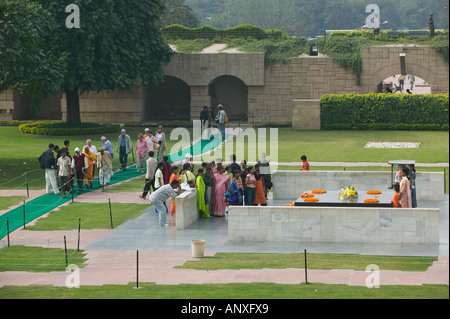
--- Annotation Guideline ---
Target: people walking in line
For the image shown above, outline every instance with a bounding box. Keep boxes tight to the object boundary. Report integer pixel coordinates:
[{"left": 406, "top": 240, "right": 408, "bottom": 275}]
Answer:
[
  {"left": 155, "top": 125, "right": 166, "bottom": 160},
  {"left": 57, "top": 150, "right": 72, "bottom": 198},
  {"left": 97, "top": 148, "right": 113, "bottom": 189},
  {"left": 140, "top": 151, "right": 158, "bottom": 200},
  {"left": 71, "top": 147, "right": 88, "bottom": 193},
  {"left": 135, "top": 133, "right": 148, "bottom": 173},
  {"left": 38, "top": 143, "right": 59, "bottom": 195},
  {"left": 117, "top": 129, "right": 132, "bottom": 171},
  {"left": 101, "top": 136, "right": 114, "bottom": 159},
  {"left": 82, "top": 145, "right": 96, "bottom": 189}
]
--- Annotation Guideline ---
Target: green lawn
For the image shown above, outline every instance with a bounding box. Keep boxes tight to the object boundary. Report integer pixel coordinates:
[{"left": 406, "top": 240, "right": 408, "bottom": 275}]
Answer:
[
  {"left": 0, "top": 245, "right": 87, "bottom": 272},
  {"left": 0, "top": 196, "right": 26, "bottom": 210},
  {"left": 0, "top": 282, "right": 447, "bottom": 299},
  {"left": 176, "top": 253, "right": 437, "bottom": 272},
  {"left": 24, "top": 202, "right": 148, "bottom": 231},
  {"left": 1, "top": 127, "right": 447, "bottom": 190}
]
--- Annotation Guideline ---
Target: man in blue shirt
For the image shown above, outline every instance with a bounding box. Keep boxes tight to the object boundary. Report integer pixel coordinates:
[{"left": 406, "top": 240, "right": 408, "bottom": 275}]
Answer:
[{"left": 101, "top": 136, "right": 114, "bottom": 159}]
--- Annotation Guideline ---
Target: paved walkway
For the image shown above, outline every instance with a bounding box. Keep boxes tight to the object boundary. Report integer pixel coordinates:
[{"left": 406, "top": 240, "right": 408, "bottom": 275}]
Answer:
[{"left": 0, "top": 161, "right": 448, "bottom": 289}]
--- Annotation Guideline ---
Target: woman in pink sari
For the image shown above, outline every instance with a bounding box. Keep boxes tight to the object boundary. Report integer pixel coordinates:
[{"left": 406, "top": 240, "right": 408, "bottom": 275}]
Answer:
[
  {"left": 213, "top": 165, "right": 230, "bottom": 216},
  {"left": 398, "top": 167, "right": 412, "bottom": 208}
]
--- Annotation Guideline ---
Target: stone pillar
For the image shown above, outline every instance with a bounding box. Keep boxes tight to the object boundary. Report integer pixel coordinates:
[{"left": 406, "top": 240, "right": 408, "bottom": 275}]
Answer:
[{"left": 292, "top": 99, "right": 321, "bottom": 130}]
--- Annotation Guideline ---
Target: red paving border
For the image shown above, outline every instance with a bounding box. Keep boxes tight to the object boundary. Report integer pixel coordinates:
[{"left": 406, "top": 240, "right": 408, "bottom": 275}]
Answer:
[{"left": 1, "top": 183, "right": 448, "bottom": 288}]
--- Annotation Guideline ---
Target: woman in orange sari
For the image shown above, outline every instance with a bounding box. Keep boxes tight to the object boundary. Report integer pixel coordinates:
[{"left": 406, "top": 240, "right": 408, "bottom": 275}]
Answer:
[
  {"left": 82, "top": 146, "right": 97, "bottom": 189},
  {"left": 254, "top": 163, "right": 267, "bottom": 206}
]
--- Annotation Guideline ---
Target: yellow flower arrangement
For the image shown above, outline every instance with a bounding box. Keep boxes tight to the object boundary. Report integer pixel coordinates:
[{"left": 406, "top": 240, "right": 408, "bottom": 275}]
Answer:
[{"left": 338, "top": 186, "right": 358, "bottom": 198}]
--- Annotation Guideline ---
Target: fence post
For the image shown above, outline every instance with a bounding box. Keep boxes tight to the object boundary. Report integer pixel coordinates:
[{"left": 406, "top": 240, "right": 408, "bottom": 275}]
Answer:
[
  {"left": 25, "top": 170, "right": 29, "bottom": 199},
  {"left": 133, "top": 250, "right": 142, "bottom": 289},
  {"left": 64, "top": 235, "right": 68, "bottom": 268},
  {"left": 77, "top": 218, "right": 81, "bottom": 251},
  {"left": 108, "top": 199, "right": 114, "bottom": 229},
  {"left": 304, "top": 249, "right": 308, "bottom": 284},
  {"left": 6, "top": 217, "right": 10, "bottom": 247},
  {"left": 23, "top": 200, "right": 26, "bottom": 229}
]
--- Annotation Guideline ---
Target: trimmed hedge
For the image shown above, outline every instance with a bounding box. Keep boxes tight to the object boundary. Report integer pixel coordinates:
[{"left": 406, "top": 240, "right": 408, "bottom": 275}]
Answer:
[
  {"left": 19, "top": 121, "right": 121, "bottom": 136},
  {"left": 320, "top": 93, "right": 449, "bottom": 131},
  {"left": 162, "top": 24, "right": 285, "bottom": 40}
]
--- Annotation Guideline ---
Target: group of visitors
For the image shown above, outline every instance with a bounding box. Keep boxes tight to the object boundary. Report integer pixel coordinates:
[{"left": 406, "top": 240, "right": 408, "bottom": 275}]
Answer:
[
  {"left": 117, "top": 126, "right": 167, "bottom": 172},
  {"left": 38, "top": 138, "right": 112, "bottom": 198},
  {"left": 140, "top": 152, "right": 273, "bottom": 226},
  {"left": 391, "top": 165, "right": 418, "bottom": 208},
  {"left": 38, "top": 125, "right": 171, "bottom": 198},
  {"left": 200, "top": 104, "right": 228, "bottom": 141}
]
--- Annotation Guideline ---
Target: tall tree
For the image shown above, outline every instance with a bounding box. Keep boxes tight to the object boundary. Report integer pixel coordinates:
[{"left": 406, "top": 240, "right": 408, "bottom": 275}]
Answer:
[
  {"left": 0, "top": 0, "right": 65, "bottom": 105},
  {"left": 161, "top": 0, "right": 199, "bottom": 28},
  {"left": 38, "top": 0, "right": 173, "bottom": 124}
]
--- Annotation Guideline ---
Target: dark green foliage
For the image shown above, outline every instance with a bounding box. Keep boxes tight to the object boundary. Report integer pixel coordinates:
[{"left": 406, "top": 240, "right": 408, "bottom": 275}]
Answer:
[
  {"left": 18, "top": 121, "right": 120, "bottom": 136},
  {"left": 320, "top": 93, "right": 449, "bottom": 131},
  {"left": 162, "top": 23, "right": 285, "bottom": 40}
]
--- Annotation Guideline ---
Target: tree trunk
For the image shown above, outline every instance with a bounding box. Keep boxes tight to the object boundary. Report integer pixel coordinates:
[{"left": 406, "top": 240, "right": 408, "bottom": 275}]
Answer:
[{"left": 65, "top": 86, "right": 81, "bottom": 124}]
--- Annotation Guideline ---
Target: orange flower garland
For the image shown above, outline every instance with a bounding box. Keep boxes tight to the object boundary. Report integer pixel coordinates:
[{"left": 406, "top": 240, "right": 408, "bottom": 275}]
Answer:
[
  {"left": 301, "top": 193, "right": 315, "bottom": 198},
  {"left": 304, "top": 198, "right": 319, "bottom": 202},
  {"left": 364, "top": 198, "right": 380, "bottom": 203},
  {"left": 366, "top": 190, "right": 382, "bottom": 195},
  {"left": 286, "top": 202, "right": 295, "bottom": 207},
  {"left": 312, "top": 190, "right": 327, "bottom": 194}
]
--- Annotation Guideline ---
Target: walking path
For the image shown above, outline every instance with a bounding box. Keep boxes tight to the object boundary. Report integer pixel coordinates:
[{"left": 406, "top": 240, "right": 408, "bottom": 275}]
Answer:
[
  {"left": 1, "top": 150, "right": 448, "bottom": 289},
  {"left": 1, "top": 184, "right": 448, "bottom": 288}
]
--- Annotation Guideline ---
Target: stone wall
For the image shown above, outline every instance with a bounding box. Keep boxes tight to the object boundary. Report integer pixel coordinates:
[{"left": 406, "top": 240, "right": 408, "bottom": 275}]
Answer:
[
  {"left": 61, "top": 86, "right": 143, "bottom": 123},
  {"left": 228, "top": 205, "right": 440, "bottom": 244},
  {"left": 6, "top": 45, "right": 448, "bottom": 124},
  {"left": 0, "top": 90, "right": 14, "bottom": 121},
  {"left": 272, "top": 170, "right": 445, "bottom": 201}
]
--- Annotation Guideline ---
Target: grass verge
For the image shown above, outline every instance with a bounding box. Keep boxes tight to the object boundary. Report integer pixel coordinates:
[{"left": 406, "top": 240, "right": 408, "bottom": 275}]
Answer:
[
  {"left": 0, "top": 282, "right": 447, "bottom": 299},
  {"left": 0, "top": 245, "right": 87, "bottom": 272},
  {"left": 24, "top": 202, "right": 148, "bottom": 231},
  {"left": 176, "top": 253, "right": 437, "bottom": 272}
]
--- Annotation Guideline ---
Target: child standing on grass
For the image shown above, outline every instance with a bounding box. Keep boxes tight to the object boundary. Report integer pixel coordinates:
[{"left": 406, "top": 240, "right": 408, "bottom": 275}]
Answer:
[{"left": 300, "top": 155, "right": 309, "bottom": 171}]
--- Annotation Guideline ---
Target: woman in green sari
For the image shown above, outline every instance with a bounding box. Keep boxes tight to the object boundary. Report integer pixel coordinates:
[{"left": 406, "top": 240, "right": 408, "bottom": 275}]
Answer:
[{"left": 196, "top": 169, "right": 210, "bottom": 218}]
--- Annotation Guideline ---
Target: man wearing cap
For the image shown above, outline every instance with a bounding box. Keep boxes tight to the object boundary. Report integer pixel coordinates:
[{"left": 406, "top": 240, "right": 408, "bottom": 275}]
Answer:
[{"left": 72, "top": 147, "right": 88, "bottom": 193}]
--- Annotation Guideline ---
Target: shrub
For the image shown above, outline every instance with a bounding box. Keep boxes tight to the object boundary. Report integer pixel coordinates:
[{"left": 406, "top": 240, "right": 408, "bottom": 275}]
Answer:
[
  {"left": 19, "top": 121, "right": 121, "bottom": 136},
  {"left": 320, "top": 93, "right": 449, "bottom": 131}
]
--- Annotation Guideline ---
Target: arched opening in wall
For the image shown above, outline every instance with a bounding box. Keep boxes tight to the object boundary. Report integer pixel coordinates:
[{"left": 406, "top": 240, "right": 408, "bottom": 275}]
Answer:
[
  {"left": 143, "top": 76, "right": 190, "bottom": 121},
  {"left": 209, "top": 75, "right": 248, "bottom": 121},
  {"left": 377, "top": 74, "right": 431, "bottom": 94}
]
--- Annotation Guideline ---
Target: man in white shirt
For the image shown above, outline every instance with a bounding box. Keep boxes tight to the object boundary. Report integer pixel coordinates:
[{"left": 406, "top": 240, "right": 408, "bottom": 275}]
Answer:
[
  {"left": 140, "top": 151, "right": 158, "bottom": 199},
  {"left": 149, "top": 180, "right": 181, "bottom": 226},
  {"left": 154, "top": 161, "right": 164, "bottom": 190},
  {"left": 57, "top": 150, "right": 72, "bottom": 198}
]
